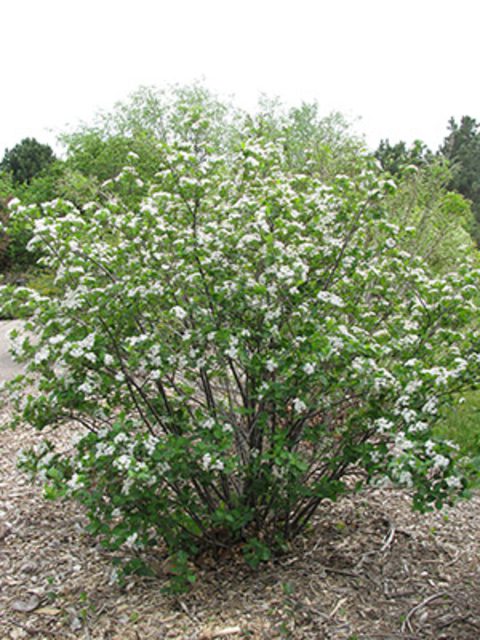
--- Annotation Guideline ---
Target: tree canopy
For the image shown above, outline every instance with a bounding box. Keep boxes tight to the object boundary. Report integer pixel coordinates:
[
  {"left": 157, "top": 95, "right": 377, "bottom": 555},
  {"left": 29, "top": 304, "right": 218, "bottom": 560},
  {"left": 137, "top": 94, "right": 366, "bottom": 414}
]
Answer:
[
  {"left": 375, "top": 139, "right": 432, "bottom": 177},
  {"left": 440, "top": 116, "right": 480, "bottom": 242},
  {"left": 1, "top": 137, "right": 56, "bottom": 185}
]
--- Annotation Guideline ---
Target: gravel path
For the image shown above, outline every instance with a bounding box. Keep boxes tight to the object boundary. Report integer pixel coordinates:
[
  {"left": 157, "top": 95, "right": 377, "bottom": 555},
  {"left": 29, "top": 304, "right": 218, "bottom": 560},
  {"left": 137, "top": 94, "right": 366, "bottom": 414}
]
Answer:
[{"left": 0, "top": 320, "right": 24, "bottom": 382}]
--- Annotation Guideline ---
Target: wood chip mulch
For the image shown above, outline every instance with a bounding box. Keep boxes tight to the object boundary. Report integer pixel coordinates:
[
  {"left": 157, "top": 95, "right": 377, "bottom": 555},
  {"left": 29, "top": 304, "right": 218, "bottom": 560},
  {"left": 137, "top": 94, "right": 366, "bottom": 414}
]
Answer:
[{"left": 1, "top": 419, "right": 480, "bottom": 640}]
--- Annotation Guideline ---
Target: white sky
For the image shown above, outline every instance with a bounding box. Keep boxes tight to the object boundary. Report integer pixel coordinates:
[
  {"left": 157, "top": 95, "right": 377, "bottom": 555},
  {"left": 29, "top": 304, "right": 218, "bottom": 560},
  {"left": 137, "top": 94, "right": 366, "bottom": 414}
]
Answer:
[{"left": 1, "top": 0, "right": 479, "bottom": 156}]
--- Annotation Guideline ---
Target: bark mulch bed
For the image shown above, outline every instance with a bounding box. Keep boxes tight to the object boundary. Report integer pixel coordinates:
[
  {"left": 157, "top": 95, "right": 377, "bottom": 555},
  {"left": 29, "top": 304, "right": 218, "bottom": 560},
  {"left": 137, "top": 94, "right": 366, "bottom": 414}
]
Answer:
[{"left": 1, "top": 420, "right": 480, "bottom": 640}]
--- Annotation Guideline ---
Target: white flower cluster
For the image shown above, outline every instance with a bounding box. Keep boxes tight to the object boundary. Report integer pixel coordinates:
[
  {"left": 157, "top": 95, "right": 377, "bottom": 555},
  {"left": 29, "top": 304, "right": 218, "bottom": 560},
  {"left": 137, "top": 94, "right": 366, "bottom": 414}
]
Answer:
[
  {"left": 201, "top": 453, "right": 224, "bottom": 472},
  {"left": 317, "top": 291, "right": 345, "bottom": 307}
]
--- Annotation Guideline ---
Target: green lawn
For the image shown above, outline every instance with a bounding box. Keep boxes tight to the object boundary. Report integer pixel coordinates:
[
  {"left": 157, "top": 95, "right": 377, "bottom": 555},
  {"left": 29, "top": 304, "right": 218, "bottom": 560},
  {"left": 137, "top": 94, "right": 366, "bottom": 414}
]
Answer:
[{"left": 436, "top": 390, "right": 480, "bottom": 485}]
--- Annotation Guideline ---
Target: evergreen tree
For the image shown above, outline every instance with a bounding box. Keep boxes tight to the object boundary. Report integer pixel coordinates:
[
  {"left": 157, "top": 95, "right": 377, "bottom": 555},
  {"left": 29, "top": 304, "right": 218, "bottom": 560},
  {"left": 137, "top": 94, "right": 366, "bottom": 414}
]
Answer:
[
  {"left": 440, "top": 116, "right": 480, "bottom": 239},
  {"left": 375, "top": 139, "right": 431, "bottom": 176},
  {"left": 1, "top": 137, "right": 55, "bottom": 185}
]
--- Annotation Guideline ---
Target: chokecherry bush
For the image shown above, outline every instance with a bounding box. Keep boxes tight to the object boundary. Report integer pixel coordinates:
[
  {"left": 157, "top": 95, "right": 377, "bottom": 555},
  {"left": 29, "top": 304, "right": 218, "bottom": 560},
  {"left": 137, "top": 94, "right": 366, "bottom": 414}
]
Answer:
[{"left": 2, "top": 95, "right": 480, "bottom": 584}]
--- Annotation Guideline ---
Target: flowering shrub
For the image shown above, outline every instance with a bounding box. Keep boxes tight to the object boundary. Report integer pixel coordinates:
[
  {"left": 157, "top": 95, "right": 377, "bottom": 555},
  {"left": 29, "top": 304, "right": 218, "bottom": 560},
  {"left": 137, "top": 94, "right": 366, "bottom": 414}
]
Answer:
[{"left": 2, "top": 100, "right": 480, "bottom": 584}]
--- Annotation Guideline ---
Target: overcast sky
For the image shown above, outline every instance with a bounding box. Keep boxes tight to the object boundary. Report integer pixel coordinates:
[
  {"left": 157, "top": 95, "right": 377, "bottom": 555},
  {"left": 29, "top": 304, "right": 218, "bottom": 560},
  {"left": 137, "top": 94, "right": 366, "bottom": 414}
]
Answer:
[{"left": 1, "top": 0, "right": 479, "bottom": 156}]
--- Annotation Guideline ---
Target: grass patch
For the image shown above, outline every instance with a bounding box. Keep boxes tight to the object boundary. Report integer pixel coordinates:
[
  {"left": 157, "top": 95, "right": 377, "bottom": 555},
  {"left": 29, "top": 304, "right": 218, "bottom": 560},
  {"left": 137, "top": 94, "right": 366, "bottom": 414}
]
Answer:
[
  {"left": 436, "top": 391, "right": 480, "bottom": 486},
  {"left": 437, "top": 391, "right": 480, "bottom": 456}
]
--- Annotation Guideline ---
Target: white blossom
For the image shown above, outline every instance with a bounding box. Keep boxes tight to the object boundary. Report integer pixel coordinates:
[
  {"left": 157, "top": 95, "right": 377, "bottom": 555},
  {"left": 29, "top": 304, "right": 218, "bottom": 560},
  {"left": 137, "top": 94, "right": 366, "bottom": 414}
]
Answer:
[
  {"left": 398, "top": 470, "right": 413, "bottom": 487},
  {"left": 78, "top": 382, "right": 93, "bottom": 395},
  {"left": 375, "top": 418, "right": 394, "bottom": 434},
  {"left": 302, "top": 363, "right": 315, "bottom": 375},
  {"left": 201, "top": 453, "right": 212, "bottom": 470},
  {"left": 423, "top": 397, "right": 438, "bottom": 415},
  {"left": 113, "top": 454, "right": 131, "bottom": 471},
  {"left": 293, "top": 398, "right": 307, "bottom": 413},
  {"left": 34, "top": 346, "right": 50, "bottom": 365},
  {"left": 317, "top": 291, "right": 345, "bottom": 307},
  {"left": 433, "top": 454, "right": 450, "bottom": 470},
  {"left": 446, "top": 476, "right": 462, "bottom": 490},
  {"left": 67, "top": 473, "right": 82, "bottom": 491},
  {"left": 172, "top": 306, "right": 187, "bottom": 320},
  {"left": 266, "top": 359, "right": 278, "bottom": 372}
]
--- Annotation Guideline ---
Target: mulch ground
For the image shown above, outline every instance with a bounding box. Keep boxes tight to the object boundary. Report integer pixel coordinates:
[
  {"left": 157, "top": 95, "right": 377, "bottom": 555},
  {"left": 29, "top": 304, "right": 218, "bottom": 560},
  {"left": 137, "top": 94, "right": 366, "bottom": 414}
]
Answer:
[{"left": 1, "top": 419, "right": 480, "bottom": 640}]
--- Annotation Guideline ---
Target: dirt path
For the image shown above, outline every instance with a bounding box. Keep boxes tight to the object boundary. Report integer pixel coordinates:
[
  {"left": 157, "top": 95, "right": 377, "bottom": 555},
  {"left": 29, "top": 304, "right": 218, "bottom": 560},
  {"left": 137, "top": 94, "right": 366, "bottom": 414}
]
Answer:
[{"left": 0, "top": 320, "right": 24, "bottom": 382}]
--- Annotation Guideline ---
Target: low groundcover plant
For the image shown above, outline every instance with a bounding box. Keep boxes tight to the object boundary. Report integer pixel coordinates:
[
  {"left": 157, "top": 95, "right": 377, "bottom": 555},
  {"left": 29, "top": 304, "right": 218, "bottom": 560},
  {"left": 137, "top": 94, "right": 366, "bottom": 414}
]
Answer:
[{"left": 1, "top": 98, "right": 480, "bottom": 588}]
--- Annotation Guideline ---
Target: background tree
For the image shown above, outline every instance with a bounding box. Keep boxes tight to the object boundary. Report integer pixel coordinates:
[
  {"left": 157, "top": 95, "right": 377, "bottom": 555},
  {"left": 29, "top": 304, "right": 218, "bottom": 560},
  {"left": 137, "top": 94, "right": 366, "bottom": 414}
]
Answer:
[
  {"left": 0, "top": 173, "right": 14, "bottom": 272},
  {"left": 375, "top": 139, "right": 432, "bottom": 176},
  {"left": 440, "top": 116, "right": 480, "bottom": 242},
  {"left": 380, "top": 159, "right": 477, "bottom": 272},
  {"left": 0, "top": 150, "right": 64, "bottom": 273},
  {"left": 1, "top": 138, "right": 56, "bottom": 185},
  {"left": 60, "top": 86, "right": 368, "bottom": 195},
  {"left": 248, "top": 97, "right": 367, "bottom": 181}
]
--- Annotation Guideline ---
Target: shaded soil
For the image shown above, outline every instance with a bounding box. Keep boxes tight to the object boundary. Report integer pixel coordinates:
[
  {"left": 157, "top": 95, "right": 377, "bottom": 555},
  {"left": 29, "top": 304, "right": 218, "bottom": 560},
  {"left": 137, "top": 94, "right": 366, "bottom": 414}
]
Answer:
[{"left": 1, "top": 420, "right": 480, "bottom": 639}]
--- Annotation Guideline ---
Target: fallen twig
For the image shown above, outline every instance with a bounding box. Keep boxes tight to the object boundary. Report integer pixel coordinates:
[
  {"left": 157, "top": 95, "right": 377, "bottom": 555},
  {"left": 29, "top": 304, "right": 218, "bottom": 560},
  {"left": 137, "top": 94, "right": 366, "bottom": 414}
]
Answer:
[
  {"left": 329, "top": 596, "right": 348, "bottom": 619},
  {"left": 401, "top": 591, "right": 450, "bottom": 633},
  {"left": 200, "top": 626, "right": 242, "bottom": 639},
  {"left": 438, "top": 614, "right": 480, "bottom": 630},
  {"left": 323, "top": 565, "right": 360, "bottom": 578},
  {"left": 178, "top": 598, "right": 199, "bottom": 622},
  {"left": 380, "top": 524, "right": 396, "bottom": 552}
]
